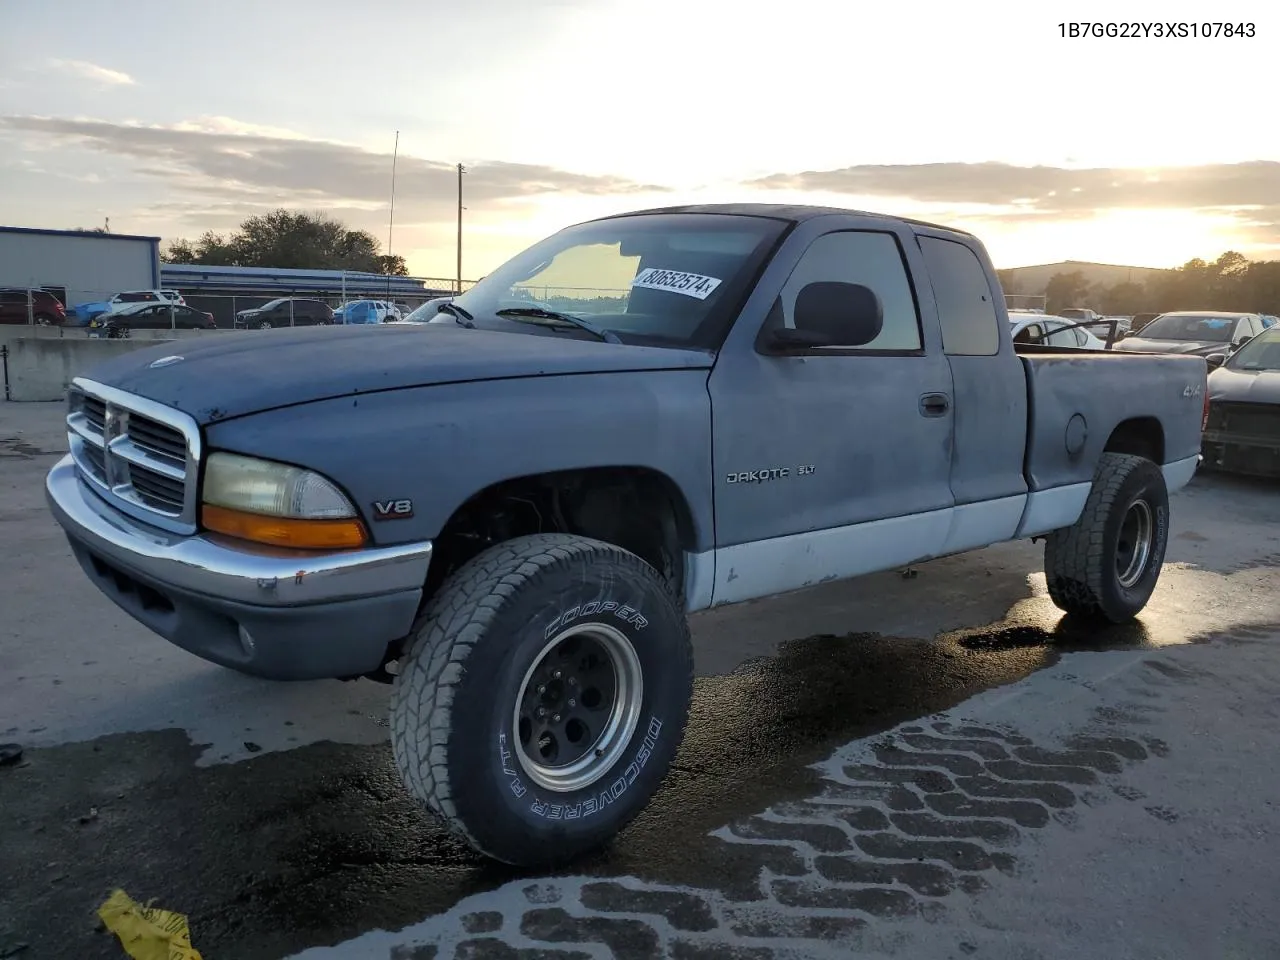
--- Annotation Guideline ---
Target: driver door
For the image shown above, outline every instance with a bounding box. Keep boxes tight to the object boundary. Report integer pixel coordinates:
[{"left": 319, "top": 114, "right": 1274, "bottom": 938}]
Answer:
[{"left": 706, "top": 222, "right": 956, "bottom": 606}]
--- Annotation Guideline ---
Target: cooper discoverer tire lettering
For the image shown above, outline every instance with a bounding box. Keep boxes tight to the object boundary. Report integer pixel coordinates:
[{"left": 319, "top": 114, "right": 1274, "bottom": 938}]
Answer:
[
  {"left": 1044, "top": 452, "right": 1170, "bottom": 623},
  {"left": 390, "top": 532, "right": 693, "bottom": 867}
]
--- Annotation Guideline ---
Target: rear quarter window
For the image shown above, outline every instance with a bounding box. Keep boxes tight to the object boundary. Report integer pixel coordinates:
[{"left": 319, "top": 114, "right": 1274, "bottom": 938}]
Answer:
[{"left": 916, "top": 236, "right": 1001, "bottom": 356}]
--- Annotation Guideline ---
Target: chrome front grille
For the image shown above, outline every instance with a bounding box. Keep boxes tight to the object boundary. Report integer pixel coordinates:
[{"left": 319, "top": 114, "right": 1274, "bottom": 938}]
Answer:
[{"left": 66, "top": 378, "right": 203, "bottom": 535}]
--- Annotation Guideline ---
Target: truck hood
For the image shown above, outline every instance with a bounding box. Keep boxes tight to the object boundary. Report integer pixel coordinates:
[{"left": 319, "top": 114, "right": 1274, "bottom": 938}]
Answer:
[
  {"left": 80, "top": 324, "right": 715, "bottom": 425},
  {"left": 1209, "top": 367, "right": 1280, "bottom": 404},
  {"left": 1113, "top": 338, "right": 1227, "bottom": 356}
]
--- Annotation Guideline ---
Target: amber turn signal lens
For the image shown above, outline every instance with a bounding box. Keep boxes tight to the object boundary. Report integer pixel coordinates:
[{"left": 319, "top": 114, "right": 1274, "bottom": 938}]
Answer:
[{"left": 201, "top": 504, "right": 369, "bottom": 550}]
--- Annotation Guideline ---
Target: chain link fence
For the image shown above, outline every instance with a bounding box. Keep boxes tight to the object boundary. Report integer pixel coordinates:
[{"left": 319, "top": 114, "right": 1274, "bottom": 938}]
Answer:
[{"left": 1, "top": 275, "right": 482, "bottom": 332}]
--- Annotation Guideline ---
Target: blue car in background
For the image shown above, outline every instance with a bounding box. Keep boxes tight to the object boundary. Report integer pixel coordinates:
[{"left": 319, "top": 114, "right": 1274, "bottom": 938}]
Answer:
[{"left": 336, "top": 299, "right": 388, "bottom": 324}]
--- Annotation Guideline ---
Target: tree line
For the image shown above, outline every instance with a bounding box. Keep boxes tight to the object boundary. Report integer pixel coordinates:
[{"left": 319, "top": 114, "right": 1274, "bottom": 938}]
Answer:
[
  {"left": 161, "top": 209, "right": 408, "bottom": 276},
  {"left": 998, "top": 252, "right": 1280, "bottom": 317}
]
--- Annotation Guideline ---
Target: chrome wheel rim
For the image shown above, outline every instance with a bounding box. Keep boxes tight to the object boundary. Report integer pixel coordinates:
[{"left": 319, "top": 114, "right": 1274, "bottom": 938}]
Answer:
[
  {"left": 1116, "top": 498, "right": 1153, "bottom": 588},
  {"left": 513, "top": 623, "right": 643, "bottom": 793}
]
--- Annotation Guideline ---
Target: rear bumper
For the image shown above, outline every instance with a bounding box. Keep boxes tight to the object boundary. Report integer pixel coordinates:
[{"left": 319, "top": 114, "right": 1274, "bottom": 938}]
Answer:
[{"left": 45, "top": 455, "right": 433, "bottom": 680}]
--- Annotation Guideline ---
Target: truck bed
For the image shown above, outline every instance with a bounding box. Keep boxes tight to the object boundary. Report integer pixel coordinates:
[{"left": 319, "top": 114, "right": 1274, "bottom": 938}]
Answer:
[{"left": 1019, "top": 349, "right": 1205, "bottom": 492}]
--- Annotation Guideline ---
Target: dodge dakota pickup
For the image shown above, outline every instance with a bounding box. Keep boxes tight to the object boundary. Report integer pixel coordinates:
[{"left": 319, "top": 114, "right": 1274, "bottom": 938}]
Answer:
[{"left": 45, "top": 204, "right": 1207, "bottom": 867}]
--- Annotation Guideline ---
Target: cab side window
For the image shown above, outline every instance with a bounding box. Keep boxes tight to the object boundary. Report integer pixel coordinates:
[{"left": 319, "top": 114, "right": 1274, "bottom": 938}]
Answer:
[
  {"left": 776, "top": 231, "right": 923, "bottom": 351},
  {"left": 916, "top": 235, "right": 1001, "bottom": 356}
]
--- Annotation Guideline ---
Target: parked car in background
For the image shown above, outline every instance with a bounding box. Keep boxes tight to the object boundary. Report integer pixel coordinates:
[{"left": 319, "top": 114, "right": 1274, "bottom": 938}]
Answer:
[
  {"left": 1087, "top": 315, "right": 1132, "bottom": 339},
  {"left": 392, "top": 297, "right": 454, "bottom": 323},
  {"left": 336, "top": 299, "right": 400, "bottom": 324},
  {"left": 72, "top": 289, "right": 186, "bottom": 325},
  {"left": 1203, "top": 326, "right": 1280, "bottom": 477},
  {"left": 1112, "top": 311, "right": 1265, "bottom": 365},
  {"left": 0, "top": 287, "right": 67, "bottom": 325},
  {"left": 1059, "top": 307, "right": 1102, "bottom": 325},
  {"left": 91, "top": 302, "right": 217, "bottom": 338},
  {"left": 331, "top": 300, "right": 359, "bottom": 323},
  {"left": 334, "top": 300, "right": 398, "bottom": 323},
  {"left": 234, "top": 298, "right": 334, "bottom": 329},
  {"left": 1009, "top": 311, "right": 1109, "bottom": 349},
  {"left": 1260, "top": 314, "right": 1278, "bottom": 328}
]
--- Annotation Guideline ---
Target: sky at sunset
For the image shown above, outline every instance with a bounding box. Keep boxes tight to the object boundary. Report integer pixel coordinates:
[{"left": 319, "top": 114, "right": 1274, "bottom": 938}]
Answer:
[{"left": 0, "top": 0, "right": 1275, "bottom": 281}]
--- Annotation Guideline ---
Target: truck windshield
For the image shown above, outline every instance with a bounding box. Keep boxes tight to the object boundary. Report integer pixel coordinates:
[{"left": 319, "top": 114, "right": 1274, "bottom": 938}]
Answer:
[
  {"left": 449, "top": 213, "right": 788, "bottom": 348},
  {"left": 1138, "top": 314, "right": 1236, "bottom": 342},
  {"left": 1226, "top": 330, "right": 1280, "bottom": 371}
]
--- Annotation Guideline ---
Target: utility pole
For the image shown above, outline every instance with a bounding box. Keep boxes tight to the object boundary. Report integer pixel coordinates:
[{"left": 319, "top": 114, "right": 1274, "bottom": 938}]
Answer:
[
  {"left": 456, "top": 163, "right": 465, "bottom": 294},
  {"left": 386, "top": 129, "right": 396, "bottom": 299}
]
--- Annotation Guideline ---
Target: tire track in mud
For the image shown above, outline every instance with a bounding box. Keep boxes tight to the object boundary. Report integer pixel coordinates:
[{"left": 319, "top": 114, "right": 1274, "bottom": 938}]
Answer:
[{"left": 374, "top": 646, "right": 1240, "bottom": 960}]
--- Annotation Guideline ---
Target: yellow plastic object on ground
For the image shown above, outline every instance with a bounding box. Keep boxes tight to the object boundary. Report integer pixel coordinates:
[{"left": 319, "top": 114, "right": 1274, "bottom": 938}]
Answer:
[{"left": 97, "top": 889, "right": 204, "bottom": 960}]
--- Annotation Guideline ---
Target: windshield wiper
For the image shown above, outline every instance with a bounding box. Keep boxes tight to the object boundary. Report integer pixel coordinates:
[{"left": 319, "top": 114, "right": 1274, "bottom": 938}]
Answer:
[
  {"left": 437, "top": 301, "right": 476, "bottom": 328},
  {"left": 495, "top": 307, "right": 622, "bottom": 344}
]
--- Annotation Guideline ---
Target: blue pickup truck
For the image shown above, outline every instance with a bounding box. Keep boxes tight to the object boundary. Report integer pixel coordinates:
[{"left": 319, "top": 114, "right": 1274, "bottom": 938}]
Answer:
[{"left": 45, "top": 204, "right": 1206, "bottom": 867}]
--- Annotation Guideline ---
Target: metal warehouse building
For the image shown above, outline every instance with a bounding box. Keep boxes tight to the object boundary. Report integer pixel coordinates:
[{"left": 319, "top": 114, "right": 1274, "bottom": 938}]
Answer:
[{"left": 0, "top": 226, "right": 161, "bottom": 308}]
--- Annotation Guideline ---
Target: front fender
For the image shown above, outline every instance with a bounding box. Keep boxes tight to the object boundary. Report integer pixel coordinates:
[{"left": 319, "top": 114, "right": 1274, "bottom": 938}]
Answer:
[{"left": 202, "top": 370, "right": 716, "bottom": 551}]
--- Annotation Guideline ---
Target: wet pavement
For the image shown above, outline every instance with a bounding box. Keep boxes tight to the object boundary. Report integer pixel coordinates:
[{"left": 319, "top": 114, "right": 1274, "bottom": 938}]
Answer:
[{"left": 2, "top": 400, "right": 1280, "bottom": 959}]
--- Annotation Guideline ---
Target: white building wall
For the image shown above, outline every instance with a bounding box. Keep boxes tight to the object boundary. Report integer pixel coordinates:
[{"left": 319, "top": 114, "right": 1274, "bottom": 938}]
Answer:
[{"left": 0, "top": 230, "right": 158, "bottom": 307}]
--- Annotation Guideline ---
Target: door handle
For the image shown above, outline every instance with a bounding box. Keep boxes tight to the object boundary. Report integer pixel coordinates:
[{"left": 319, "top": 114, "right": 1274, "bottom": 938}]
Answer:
[{"left": 919, "top": 392, "right": 951, "bottom": 417}]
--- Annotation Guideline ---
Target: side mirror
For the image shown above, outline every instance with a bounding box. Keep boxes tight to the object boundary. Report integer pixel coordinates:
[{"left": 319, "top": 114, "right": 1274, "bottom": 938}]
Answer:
[
  {"left": 1206, "top": 354, "right": 1226, "bottom": 370},
  {"left": 767, "top": 281, "right": 883, "bottom": 351}
]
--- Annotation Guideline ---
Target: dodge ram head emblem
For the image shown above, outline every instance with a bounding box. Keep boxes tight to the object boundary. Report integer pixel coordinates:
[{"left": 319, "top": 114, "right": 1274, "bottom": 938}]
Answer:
[{"left": 149, "top": 355, "right": 184, "bottom": 368}]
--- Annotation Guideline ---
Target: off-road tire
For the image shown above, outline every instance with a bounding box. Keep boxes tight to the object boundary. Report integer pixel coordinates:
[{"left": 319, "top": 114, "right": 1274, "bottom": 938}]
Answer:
[
  {"left": 390, "top": 532, "right": 693, "bottom": 867},
  {"left": 1044, "top": 452, "right": 1169, "bottom": 623}
]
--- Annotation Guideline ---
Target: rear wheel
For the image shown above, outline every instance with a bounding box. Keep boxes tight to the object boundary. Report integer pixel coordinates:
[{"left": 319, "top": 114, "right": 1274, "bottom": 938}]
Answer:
[
  {"left": 257, "top": 319, "right": 273, "bottom": 330},
  {"left": 1044, "top": 452, "right": 1169, "bottom": 623},
  {"left": 34, "top": 313, "right": 56, "bottom": 326},
  {"left": 390, "top": 533, "right": 693, "bottom": 867}
]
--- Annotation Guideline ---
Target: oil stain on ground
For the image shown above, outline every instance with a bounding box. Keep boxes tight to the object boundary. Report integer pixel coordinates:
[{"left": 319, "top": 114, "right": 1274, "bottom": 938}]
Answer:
[{"left": 1, "top": 612, "right": 1276, "bottom": 960}]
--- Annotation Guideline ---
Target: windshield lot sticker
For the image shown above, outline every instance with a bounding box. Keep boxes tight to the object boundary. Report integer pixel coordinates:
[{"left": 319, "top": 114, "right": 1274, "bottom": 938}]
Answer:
[{"left": 631, "top": 268, "right": 722, "bottom": 300}]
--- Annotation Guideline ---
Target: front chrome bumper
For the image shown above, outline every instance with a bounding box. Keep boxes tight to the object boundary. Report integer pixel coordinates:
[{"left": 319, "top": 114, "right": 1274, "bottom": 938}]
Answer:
[{"left": 45, "top": 454, "right": 433, "bottom": 679}]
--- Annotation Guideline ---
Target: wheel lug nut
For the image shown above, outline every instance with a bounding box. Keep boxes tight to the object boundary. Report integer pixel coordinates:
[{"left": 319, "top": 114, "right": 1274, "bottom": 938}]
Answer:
[
  {"left": 537, "top": 707, "right": 547, "bottom": 717},
  {"left": 568, "top": 699, "right": 576, "bottom": 707},
  {"left": 553, "top": 670, "right": 562, "bottom": 679},
  {"left": 537, "top": 684, "right": 546, "bottom": 695},
  {"left": 552, "top": 714, "right": 561, "bottom": 723},
  {"left": 568, "top": 677, "right": 577, "bottom": 686}
]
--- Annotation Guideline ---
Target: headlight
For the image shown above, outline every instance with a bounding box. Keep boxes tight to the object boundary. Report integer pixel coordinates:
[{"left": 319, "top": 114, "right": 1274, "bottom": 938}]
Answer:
[{"left": 200, "top": 452, "right": 368, "bottom": 550}]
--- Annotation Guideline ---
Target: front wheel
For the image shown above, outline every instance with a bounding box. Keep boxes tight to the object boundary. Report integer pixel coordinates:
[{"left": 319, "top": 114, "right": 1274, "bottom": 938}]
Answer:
[
  {"left": 1044, "top": 452, "right": 1170, "bottom": 623},
  {"left": 390, "top": 533, "right": 693, "bottom": 867}
]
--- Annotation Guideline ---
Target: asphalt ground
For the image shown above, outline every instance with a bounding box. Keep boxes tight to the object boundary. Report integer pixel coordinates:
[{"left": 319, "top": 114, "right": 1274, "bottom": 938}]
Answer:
[{"left": 2, "top": 398, "right": 1279, "bottom": 960}]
